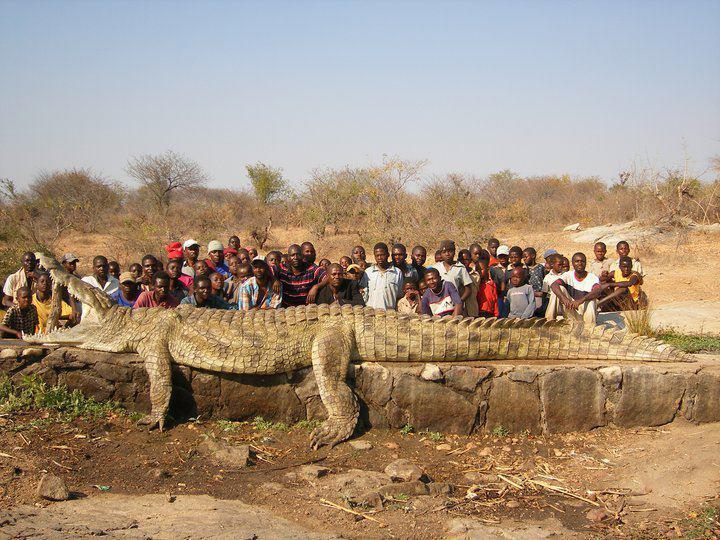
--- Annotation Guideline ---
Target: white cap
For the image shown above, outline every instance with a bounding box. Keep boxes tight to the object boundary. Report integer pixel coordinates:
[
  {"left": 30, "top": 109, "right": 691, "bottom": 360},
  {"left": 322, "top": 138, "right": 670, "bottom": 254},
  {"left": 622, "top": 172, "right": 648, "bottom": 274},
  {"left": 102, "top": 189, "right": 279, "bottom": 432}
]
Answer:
[
  {"left": 183, "top": 239, "right": 200, "bottom": 249},
  {"left": 207, "top": 240, "right": 224, "bottom": 253},
  {"left": 496, "top": 245, "right": 510, "bottom": 256}
]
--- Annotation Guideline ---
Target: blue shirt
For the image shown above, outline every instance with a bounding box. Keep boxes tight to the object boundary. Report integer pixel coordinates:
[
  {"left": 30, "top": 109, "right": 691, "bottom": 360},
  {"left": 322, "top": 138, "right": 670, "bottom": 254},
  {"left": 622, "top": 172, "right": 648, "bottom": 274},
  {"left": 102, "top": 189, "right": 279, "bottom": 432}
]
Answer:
[{"left": 111, "top": 290, "right": 136, "bottom": 308}]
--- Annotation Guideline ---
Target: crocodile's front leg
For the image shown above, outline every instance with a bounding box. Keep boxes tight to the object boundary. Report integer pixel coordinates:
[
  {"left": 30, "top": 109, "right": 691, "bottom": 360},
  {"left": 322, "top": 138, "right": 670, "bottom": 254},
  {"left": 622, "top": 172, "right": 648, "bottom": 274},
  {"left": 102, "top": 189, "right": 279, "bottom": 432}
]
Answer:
[
  {"left": 136, "top": 331, "right": 173, "bottom": 431},
  {"left": 310, "top": 322, "right": 359, "bottom": 449}
]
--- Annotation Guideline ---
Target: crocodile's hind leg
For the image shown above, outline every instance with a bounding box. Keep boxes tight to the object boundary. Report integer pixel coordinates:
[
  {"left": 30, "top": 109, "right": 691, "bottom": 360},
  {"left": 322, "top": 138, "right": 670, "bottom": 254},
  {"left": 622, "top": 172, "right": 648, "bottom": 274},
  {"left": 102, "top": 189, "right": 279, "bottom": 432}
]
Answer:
[
  {"left": 310, "top": 323, "right": 359, "bottom": 449},
  {"left": 136, "top": 335, "right": 173, "bottom": 431}
]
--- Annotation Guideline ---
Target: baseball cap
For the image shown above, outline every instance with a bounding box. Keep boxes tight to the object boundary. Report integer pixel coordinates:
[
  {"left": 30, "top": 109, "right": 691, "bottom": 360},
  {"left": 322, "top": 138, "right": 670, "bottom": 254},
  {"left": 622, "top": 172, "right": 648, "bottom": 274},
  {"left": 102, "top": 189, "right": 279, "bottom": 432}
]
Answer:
[
  {"left": 207, "top": 240, "right": 224, "bottom": 253},
  {"left": 182, "top": 239, "right": 200, "bottom": 249},
  {"left": 61, "top": 253, "right": 79, "bottom": 264},
  {"left": 496, "top": 245, "right": 510, "bottom": 256},
  {"left": 223, "top": 247, "right": 238, "bottom": 256},
  {"left": 542, "top": 249, "right": 558, "bottom": 259},
  {"left": 119, "top": 272, "right": 136, "bottom": 284}
]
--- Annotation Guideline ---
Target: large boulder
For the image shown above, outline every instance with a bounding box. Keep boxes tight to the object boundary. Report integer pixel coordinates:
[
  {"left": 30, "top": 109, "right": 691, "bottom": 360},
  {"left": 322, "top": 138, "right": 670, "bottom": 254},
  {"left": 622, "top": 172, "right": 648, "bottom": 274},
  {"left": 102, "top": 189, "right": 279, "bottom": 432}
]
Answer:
[
  {"left": 485, "top": 376, "right": 542, "bottom": 434},
  {"left": 614, "top": 368, "right": 686, "bottom": 427},
  {"left": 539, "top": 368, "right": 606, "bottom": 433}
]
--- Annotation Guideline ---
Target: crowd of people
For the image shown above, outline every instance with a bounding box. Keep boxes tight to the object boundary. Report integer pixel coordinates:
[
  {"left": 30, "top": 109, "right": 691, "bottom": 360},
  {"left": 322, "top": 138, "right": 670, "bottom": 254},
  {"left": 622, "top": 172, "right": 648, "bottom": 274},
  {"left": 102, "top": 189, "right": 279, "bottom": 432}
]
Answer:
[{"left": 0, "top": 236, "right": 646, "bottom": 338}]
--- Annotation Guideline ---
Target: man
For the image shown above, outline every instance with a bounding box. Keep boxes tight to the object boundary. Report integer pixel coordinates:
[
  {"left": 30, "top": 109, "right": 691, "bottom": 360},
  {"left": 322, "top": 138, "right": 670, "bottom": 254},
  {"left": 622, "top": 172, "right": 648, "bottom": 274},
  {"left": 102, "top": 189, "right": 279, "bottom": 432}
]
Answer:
[
  {"left": 2, "top": 252, "right": 38, "bottom": 308},
  {"left": 32, "top": 272, "right": 72, "bottom": 332},
  {"left": 205, "top": 240, "right": 230, "bottom": 278},
  {"left": 315, "top": 263, "right": 364, "bottom": 306},
  {"left": 301, "top": 242, "right": 317, "bottom": 266},
  {"left": 432, "top": 240, "right": 473, "bottom": 311},
  {"left": 410, "top": 246, "right": 427, "bottom": 281},
  {"left": 421, "top": 268, "right": 462, "bottom": 317},
  {"left": 547, "top": 252, "right": 603, "bottom": 324},
  {"left": 351, "top": 246, "right": 366, "bottom": 266},
  {"left": 276, "top": 244, "right": 326, "bottom": 307},
  {"left": 0, "top": 287, "right": 38, "bottom": 338},
  {"left": 238, "top": 259, "right": 282, "bottom": 310},
  {"left": 180, "top": 276, "right": 232, "bottom": 309},
  {"left": 391, "top": 243, "right": 418, "bottom": 284},
  {"left": 487, "top": 238, "right": 501, "bottom": 266},
  {"left": 139, "top": 254, "right": 159, "bottom": 291},
  {"left": 365, "top": 243, "right": 403, "bottom": 310},
  {"left": 461, "top": 247, "right": 481, "bottom": 317},
  {"left": 82, "top": 256, "right": 120, "bottom": 296},
  {"left": 182, "top": 239, "right": 200, "bottom": 278},
  {"left": 228, "top": 235, "right": 242, "bottom": 252},
  {"left": 61, "top": 253, "right": 80, "bottom": 276},
  {"left": 111, "top": 272, "right": 140, "bottom": 307},
  {"left": 133, "top": 271, "right": 180, "bottom": 309}
]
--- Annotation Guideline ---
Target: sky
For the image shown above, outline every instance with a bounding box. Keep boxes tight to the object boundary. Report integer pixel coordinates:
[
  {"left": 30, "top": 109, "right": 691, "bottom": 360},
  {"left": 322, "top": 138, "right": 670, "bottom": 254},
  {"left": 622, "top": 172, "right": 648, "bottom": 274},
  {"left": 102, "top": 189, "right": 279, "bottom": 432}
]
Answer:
[{"left": 1, "top": 0, "right": 719, "bottom": 190}]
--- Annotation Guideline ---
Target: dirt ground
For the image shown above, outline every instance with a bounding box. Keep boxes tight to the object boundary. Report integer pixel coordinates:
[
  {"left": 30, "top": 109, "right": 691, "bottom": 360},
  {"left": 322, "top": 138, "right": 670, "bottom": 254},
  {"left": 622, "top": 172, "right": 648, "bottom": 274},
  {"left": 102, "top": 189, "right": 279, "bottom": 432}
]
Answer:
[{"left": 1, "top": 410, "right": 719, "bottom": 538}]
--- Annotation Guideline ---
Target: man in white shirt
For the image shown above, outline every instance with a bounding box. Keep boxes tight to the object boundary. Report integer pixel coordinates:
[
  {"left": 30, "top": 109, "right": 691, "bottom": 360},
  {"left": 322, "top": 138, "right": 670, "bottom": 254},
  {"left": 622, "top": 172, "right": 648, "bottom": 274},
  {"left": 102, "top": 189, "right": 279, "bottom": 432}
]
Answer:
[
  {"left": 365, "top": 243, "right": 403, "bottom": 310},
  {"left": 432, "top": 240, "right": 473, "bottom": 312},
  {"left": 81, "top": 255, "right": 120, "bottom": 296},
  {"left": 546, "top": 252, "right": 604, "bottom": 324},
  {"left": 2, "top": 252, "right": 38, "bottom": 308}
]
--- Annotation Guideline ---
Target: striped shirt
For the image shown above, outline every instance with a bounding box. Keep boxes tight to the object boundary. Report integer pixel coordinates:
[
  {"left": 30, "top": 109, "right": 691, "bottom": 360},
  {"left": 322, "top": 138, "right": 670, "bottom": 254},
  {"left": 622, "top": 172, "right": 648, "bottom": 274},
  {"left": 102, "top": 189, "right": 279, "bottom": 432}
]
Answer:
[
  {"left": 2, "top": 305, "right": 39, "bottom": 335},
  {"left": 238, "top": 277, "right": 283, "bottom": 310},
  {"left": 276, "top": 264, "right": 325, "bottom": 307}
]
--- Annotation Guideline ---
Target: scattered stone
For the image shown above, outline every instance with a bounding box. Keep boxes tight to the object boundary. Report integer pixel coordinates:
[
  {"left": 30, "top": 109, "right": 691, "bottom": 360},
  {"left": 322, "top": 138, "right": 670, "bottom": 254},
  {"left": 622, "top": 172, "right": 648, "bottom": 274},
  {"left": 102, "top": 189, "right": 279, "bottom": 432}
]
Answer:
[
  {"left": 299, "top": 465, "right": 329, "bottom": 480},
  {"left": 502, "top": 446, "right": 512, "bottom": 452},
  {"left": 152, "top": 469, "right": 171, "bottom": 479},
  {"left": 37, "top": 474, "right": 69, "bottom": 501},
  {"left": 478, "top": 447, "right": 492, "bottom": 457},
  {"left": 586, "top": 508, "right": 610, "bottom": 522},
  {"left": 427, "top": 482, "right": 454, "bottom": 496},
  {"left": 420, "top": 364, "right": 443, "bottom": 381},
  {"left": 463, "top": 472, "right": 498, "bottom": 484},
  {"left": 435, "top": 443, "right": 452, "bottom": 451},
  {"left": 553, "top": 448, "right": 563, "bottom": 457},
  {"left": 384, "top": 442, "right": 399, "bottom": 450},
  {"left": 348, "top": 440, "right": 373, "bottom": 451},
  {"left": 199, "top": 438, "right": 250, "bottom": 468},
  {"left": 356, "top": 490, "right": 383, "bottom": 510},
  {"left": 167, "top": 494, "right": 176, "bottom": 503},
  {"left": 378, "top": 481, "right": 429, "bottom": 497},
  {"left": 21, "top": 347, "right": 44, "bottom": 358},
  {"left": 563, "top": 222, "right": 581, "bottom": 231},
  {"left": 323, "top": 469, "right": 388, "bottom": 497},
  {"left": 384, "top": 459, "right": 423, "bottom": 482},
  {"left": 506, "top": 500, "right": 520, "bottom": 508},
  {"left": 0, "top": 349, "right": 19, "bottom": 359}
]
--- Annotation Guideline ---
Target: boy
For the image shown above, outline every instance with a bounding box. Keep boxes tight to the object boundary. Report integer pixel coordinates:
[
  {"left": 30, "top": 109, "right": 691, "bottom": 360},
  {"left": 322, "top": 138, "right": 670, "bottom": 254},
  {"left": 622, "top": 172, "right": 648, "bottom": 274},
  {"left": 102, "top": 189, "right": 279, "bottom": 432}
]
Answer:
[
  {"left": 166, "top": 260, "right": 189, "bottom": 302},
  {"left": 598, "top": 256, "right": 645, "bottom": 310},
  {"left": 609, "top": 241, "right": 644, "bottom": 277},
  {"left": 364, "top": 243, "right": 403, "bottom": 310},
  {"left": 112, "top": 272, "right": 140, "bottom": 307},
  {"left": 397, "top": 281, "right": 422, "bottom": 314},
  {"left": 487, "top": 238, "right": 500, "bottom": 266},
  {"left": 129, "top": 263, "right": 143, "bottom": 281},
  {"left": 433, "top": 240, "right": 473, "bottom": 310},
  {"left": 421, "top": 268, "right": 462, "bottom": 317},
  {"left": 108, "top": 261, "right": 121, "bottom": 280},
  {"left": 589, "top": 242, "right": 612, "bottom": 279},
  {"left": 561, "top": 256, "right": 570, "bottom": 273},
  {"left": 475, "top": 259, "right": 499, "bottom": 318},
  {"left": 32, "top": 272, "right": 72, "bottom": 332},
  {"left": 492, "top": 245, "right": 510, "bottom": 317},
  {"left": 133, "top": 272, "right": 180, "bottom": 309},
  {"left": 410, "top": 246, "right": 427, "bottom": 281},
  {"left": 209, "top": 272, "right": 225, "bottom": 298},
  {"left": 1, "top": 287, "right": 39, "bottom": 338},
  {"left": 522, "top": 247, "right": 545, "bottom": 315},
  {"left": 506, "top": 268, "right": 536, "bottom": 319},
  {"left": 541, "top": 254, "right": 564, "bottom": 314}
]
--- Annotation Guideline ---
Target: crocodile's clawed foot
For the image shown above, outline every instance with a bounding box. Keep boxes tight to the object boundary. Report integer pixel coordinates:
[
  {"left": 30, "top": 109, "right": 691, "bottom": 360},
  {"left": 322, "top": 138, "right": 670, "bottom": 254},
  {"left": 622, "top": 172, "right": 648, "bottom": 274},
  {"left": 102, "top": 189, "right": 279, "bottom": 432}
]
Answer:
[
  {"left": 137, "top": 413, "right": 165, "bottom": 432},
  {"left": 310, "top": 416, "right": 356, "bottom": 450}
]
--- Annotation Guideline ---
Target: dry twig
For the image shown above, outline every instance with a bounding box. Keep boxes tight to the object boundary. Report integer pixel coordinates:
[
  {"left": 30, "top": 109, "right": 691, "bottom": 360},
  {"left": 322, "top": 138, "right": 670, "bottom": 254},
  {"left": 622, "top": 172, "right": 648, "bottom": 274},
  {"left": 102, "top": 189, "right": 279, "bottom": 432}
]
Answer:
[{"left": 319, "top": 498, "right": 387, "bottom": 527}]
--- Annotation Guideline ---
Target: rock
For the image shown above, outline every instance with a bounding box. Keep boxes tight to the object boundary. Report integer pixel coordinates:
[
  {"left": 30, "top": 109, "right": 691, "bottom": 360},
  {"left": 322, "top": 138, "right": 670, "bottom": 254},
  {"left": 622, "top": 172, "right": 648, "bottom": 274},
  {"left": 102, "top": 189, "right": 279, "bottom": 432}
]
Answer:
[
  {"left": 384, "top": 442, "right": 399, "bottom": 450},
  {"left": 506, "top": 500, "right": 520, "bottom": 508},
  {"left": 444, "top": 366, "right": 491, "bottom": 392},
  {"left": 384, "top": 459, "right": 423, "bottom": 482},
  {"left": 478, "top": 447, "right": 492, "bottom": 457},
  {"left": 690, "top": 372, "right": 720, "bottom": 423},
  {"left": 599, "top": 366, "right": 622, "bottom": 389},
  {"left": 615, "top": 369, "right": 686, "bottom": 427},
  {"left": 378, "top": 481, "right": 429, "bottom": 497},
  {"left": 152, "top": 469, "right": 171, "bottom": 479},
  {"left": 348, "top": 440, "right": 373, "bottom": 451},
  {"left": 299, "top": 465, "right": 329, "bottom": 480},
  {"left": 428, "top": 482, "right": 454, "bottom": 496},
  {"left": 0, "top": 348, "right": 19, "bottom": 359},
  {"left": 485, "top": 376, "right": 542, "bottom": 434},
  {"left": 435, "top": 443, "right": 452, "bottom": 451},
  {"left": 21, "top": 347, "right": 45, "bottom": 357},
  {"left": 94, "top": 362, "right": 133, "bottom": 383},
  {"left": 290, "top": 368, "right": 319, "bottom": 401},
  {"left": 354, "top": 363, "right": 393, "bottom": 407},
  {"left": 392, "top": 374, "right": 478, "bottom": 434},
  {"left": 563, "top": 222, "right": 582, "bottom": 231},
  {"left": 420, "top": 364, "right": 443, "bottom": 382},
  {"left": 463, "top": 472, "right": 498, "bottom": 484},
  {"left": 539, "top": 369, "right": 606, "bottom": 433},
  {"left": 356, "top": 490, "right": 383, "bottom": 509},
  {"left": 323, "top": 469, "right": 388, "bottom": 497},
  {"left": 199, "top": 438, "right": 250, "bottom": 468},
  {"left": 507, "top": 369, "right": 538, "bottom": 384},
  {"left": 37, "top": 474, "right": 69, "bottom": 501},
  {"left": 58, "top": 371, "right": 114, "bottom": 402},
  {"left": 586, "top": 508, "right": 610, "bottom": 522},
  {"left": 217, "top": 375, "right": 304, "bottom": 424}
]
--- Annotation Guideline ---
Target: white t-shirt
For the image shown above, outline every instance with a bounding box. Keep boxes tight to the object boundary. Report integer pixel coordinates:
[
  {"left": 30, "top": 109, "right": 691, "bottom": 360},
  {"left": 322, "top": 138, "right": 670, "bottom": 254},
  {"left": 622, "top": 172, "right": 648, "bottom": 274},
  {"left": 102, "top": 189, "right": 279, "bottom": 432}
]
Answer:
[
  {"left": 542, "top": 271, "right": 562, "bottom": 294},
  {"left": 81, "top": 275, "right": 120, "bottom": 296},
  {"left": 557, "top": 271, "right": 599, "bottom": 300},
  {"left": 432, "top": 262, "right": 473, "bottom": 291}
]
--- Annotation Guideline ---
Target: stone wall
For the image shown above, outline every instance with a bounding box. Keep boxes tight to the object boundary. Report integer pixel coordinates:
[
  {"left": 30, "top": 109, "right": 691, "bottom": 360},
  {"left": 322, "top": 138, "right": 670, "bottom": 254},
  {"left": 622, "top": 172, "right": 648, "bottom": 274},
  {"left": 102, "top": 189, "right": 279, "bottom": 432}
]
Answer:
[{"left": 2, "top": 345, "right": 719, "bottom": 434}]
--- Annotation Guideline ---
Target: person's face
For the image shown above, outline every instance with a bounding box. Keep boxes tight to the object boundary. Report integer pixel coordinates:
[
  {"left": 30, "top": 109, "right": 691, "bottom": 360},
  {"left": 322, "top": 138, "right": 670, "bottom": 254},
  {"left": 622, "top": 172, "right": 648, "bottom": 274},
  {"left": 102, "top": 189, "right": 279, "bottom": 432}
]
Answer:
[
  {"left": 320, "top": 259, "right": 331, "bottom": 270},
  {"left": 142, "top": 259, "right": 156, "bottom": 278},
  {"left": 194, "top": 281, "right": 211, "bottom": 303},
  {"left": 419, "top": 280, "right": 427, "bottom": 294},
  {"left": 572, "top": 254, "right": 587, "bottom": 273},
  {"left": 561, "top": 258, "right": 570, "bottom": 272},
  {"left": 352, "top": 247, "right": 366, "bottom": 261},
  {"left": 289, "top": 247, "right": 304, "bottom": 269},
  {"left": 185, "top": 245, "right": 200, "bottom": 261},
  {"left": 227, "top": 257, "right": 239, "bottom": 276},
  {"left": 238, "top": 251, "right": 250, "bottom": 265},
  {"left": 412, "top": 248, "right": 426, "bottom": 266},
  {"left": 154, "top": 278, "right": 170, "bottom": 300},
  {"left": 17, "top": 290, "right": 31, "bottom": 309},
  {"left": 594, "top": 244, "right": 607, "bottom": 261},
  {"left": 425, "top": 271, "right": 440, "bottom": 291},
  {"left": 210, "top": 274, "right": 224, "bottom": 292},
  {"left": 266, "top": 253, "right": 279, "bottom": 267},
  {"left": 510, "top": 270, "right": 524, "bottom": 288},
  {"left": 194, "top": 260, "right": 209, "bottom": 277},
  {"left": 248, "top": 248, "right": 258, "bottom": 259},
  {"left": 441, "top": 248, "right": 454, "bottom": 263},
  {"left": 478, "top": 261, "right": 489, "bottom": 279},
  {"left": 130, "top": 264, "right": 142, "bottom": 279},
  {"left": 470, "top": 246, "right": 482, "bottom": 263},
  {"left": 36, "top": 274, "right": 50, "bottom": 294},
  {"left": 209, "top": 250, "right": 223, "bottom": 265},
  {"left": 498, "top": 254, "right": 509, "bottom": 267},
  {"left": 229, "top": 237, "right": 241, "bottom": 250},
  {"left": 403, "top": 283, "right": 419, "bottom": 299},
  {"left": 551, "top": 258, "right": 564, "bottom": 274},
  {"left": 328, "top": 266, "right": 344, "bottom": 288},
  {"left": 339, "top": 257, "right": 351, "bottom": 270},
  {"left": 22, "top": 254, "right": 37, "bottom": 273},
  {"left": 619, "top": 259, "right": 632, "bottom": 277},
  {"left": 167, "top": 261, "right": 181, "bottom": 279},
  {"left": 120, "top": 281, "right": 136, "bottom": 296},
  {"left": 252, "top": 264, "right": 268, "bottom": 281},
  {"left": 302, "top": 244, "right": 316, "bottom": 264},
  {"left": 488, "top": 240, "right": 499, "bottom": 256},
  {"left": 62, "top": 260, "right": 77, "bottom": 274},
  {"left": 374, "top": 248, "right": 389, "bottom": 266},
  {"left": 508, "top": 251, "right": 521, "bottom": 266},
  {"left": 617, "top": 243, "right": 630, "bottom": 258},
  {"left": 522, "top": 251, "right": 535, "bottom": 266},
  {"left": 392, "top": 247, "right": 407, "bottom": 266},
  {"left": 459, "top": 251, "right": 471, "bottom": 268},
  {"left": 237, "top": 266, "right": 251, "bottom": 282},
  {"left": 94, "top": 259, "right": 109, "bottom": 279},
  {"left": 108, "top": 262, "right": 120, "bottom": 278}
]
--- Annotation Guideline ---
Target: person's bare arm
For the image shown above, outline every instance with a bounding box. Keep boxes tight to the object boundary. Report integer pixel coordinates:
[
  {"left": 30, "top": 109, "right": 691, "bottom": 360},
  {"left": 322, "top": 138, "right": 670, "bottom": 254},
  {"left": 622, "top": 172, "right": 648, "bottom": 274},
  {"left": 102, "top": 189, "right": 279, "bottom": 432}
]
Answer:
[
  {"left": 0, "top": 324, "right": 21, "bottom": 339},
  {"left": 2, "top": 295, "right": 13, "bottom": 309},
  {"left": 459, "top": 284, "right": 471, "bottom": 302},
  {"left": 452, "top": 303, "right": 462, "bottom": 316},
  {"left": 550, "top": 281, "right": 574, "bottom": 310}
]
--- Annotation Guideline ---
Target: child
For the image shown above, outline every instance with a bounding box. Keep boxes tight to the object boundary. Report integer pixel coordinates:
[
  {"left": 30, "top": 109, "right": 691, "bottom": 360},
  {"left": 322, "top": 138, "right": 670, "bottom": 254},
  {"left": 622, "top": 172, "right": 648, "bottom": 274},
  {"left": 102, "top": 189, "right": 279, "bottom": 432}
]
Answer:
[
  {"left": 598, "top": 256, "right": 645, "bottom": 310},
  {"left": 506, "top": 268, "right": 536, "bottom": 319},
  {"left": 561, "top": 256, "right": 570, "bottom": 273},
  {"left": 522, "top": 247, "right": 545, "bottom": 315},
  {"left": 541, "top": 254, "right": 564, "bottom": 312},
  {"left": 434, "top": 249, "right": 443, "bottom": 263},
  {"left": 166, "top": 260, "right": 189, "bottom": 302},
  {"left": 476, "top": 259, "right": 499, "bottom": 318},
  {"left": 397, "top": 281, "right": 422, "bottom": 314},
  {"left": 129, "top": 263, "right": 143, "bottom": 281},
  {"left": 610, "top": 241, "right": 644, "bottom": 277},
  {"left": 108, "top": 261, "right": 121, "bottom": 280},
  {"left": 339, "top": 256, "right": 352, "bottom": 271},
  {"left": 0, "top": 287, "right": 39, "bottom": 338},
  {"left": 32, "top": 272, "right": 72, "bottom": 332},
  {"left": 209, "top": 272, "right": 225, "bottom": 298},
  {"left": 589, "top": 242, "right": 612, "bottom": 279}
]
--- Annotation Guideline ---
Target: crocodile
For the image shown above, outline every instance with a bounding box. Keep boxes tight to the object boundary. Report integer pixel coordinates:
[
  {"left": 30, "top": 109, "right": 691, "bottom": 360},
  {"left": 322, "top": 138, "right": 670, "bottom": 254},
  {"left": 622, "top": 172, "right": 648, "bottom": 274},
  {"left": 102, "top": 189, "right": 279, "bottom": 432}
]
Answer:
[{"left": 23, "top": 254, "right": 689, "bottom": 448}]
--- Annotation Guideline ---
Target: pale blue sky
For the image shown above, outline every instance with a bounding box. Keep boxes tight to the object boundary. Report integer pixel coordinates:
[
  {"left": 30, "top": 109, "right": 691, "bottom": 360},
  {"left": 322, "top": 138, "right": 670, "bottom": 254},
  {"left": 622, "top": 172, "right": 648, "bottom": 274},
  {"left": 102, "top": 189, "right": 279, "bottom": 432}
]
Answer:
[{"left": 1, "top": 0, "right": 718, "bottom": 190}]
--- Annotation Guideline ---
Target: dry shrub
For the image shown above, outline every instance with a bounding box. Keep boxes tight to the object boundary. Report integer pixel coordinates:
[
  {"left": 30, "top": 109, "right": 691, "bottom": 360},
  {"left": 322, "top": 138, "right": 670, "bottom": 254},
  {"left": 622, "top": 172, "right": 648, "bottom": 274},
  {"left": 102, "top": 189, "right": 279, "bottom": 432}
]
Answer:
[{"left": 620, "top": 297, "right": 654, "bottom": 336}]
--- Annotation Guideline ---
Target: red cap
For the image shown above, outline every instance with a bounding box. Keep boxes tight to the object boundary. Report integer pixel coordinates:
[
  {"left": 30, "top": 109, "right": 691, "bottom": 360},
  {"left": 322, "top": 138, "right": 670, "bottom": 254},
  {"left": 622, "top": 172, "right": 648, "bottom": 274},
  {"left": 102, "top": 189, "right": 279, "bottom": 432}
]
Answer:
[
  {"left": 165, "top": 241, "right": 182, "bottom": 253},
  {"left": 167, "top": 250, "right": 183, "bottom": 259},
  {"left": 224, "top": 247, "right": 238, "bottom": 256}
]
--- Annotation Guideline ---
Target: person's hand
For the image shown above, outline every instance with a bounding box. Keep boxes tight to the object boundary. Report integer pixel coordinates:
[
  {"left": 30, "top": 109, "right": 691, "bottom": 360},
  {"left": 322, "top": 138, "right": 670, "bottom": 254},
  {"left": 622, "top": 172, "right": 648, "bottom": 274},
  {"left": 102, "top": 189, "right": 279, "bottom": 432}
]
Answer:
[
  {"left": 570, "top": 299, "right": 583, "bottom": 310},
  {"left": 560, "top": 297, "right": 575, "bottom": 310},
  {"left": 271, "top": 280, "right": 281, "bottom": 295},
  {"left": 14, "top": 330, "right": 23, "bottom": 339},
  {"left": 306, "top": 284, "right": 319, "bottom": 304}
]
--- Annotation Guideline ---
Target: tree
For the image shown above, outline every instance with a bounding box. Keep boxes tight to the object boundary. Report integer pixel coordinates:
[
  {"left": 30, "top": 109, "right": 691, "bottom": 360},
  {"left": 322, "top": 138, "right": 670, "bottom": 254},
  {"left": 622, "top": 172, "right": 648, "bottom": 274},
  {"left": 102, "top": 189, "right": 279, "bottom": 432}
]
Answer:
[
  {"left": 246, "top": 162, "right": 288, "bottom": 205},
  {"left": 125, "top": 150, "right": 208, "bottom": 213}
]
